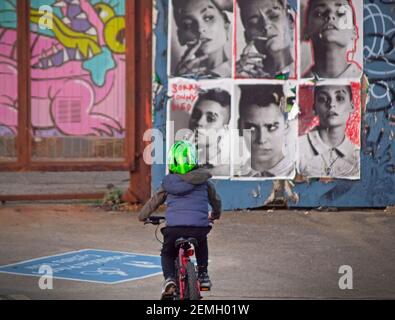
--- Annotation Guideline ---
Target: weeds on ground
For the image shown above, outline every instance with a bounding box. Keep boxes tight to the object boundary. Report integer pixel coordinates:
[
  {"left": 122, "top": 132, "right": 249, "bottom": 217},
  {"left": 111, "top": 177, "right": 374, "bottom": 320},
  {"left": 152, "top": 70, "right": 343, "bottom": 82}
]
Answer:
[
  {"left": 100, "top": 184, "right": 142, "bottom": 212},
  {"left": 101, "top": 184, "right": 124, "bottom": 211}
]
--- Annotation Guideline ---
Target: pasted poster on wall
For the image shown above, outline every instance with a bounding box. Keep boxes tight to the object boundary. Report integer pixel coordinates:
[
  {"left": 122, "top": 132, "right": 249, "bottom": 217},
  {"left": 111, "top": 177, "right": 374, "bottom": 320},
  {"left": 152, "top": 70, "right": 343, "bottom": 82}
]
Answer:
[
  {"left": 235, "top": 0, "right": 298, "bottom": 79},
  {"left": 166, "top": 0, "right": 362, "bottom": 181},
  {"left": 298, "top": 80, "right": 361, "bottom": 179},
  {"left": 232, "top": 81, "right": 298, "bottom": 179},
  {"left": 300, "top": 0, "right": 363, "bottom": 79},
  {"left": 168, "top": 78, "right": 232, "bottom": 178},
  {"left": 168, "top": 0, "right": 234, "bottom": 78}
]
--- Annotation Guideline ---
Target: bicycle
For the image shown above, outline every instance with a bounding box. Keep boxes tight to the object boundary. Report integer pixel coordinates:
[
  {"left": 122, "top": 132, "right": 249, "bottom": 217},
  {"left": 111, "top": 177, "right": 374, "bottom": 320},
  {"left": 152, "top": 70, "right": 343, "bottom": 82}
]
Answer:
[{"left": 144, "top": 215, "right": 206, "bottom": 300}]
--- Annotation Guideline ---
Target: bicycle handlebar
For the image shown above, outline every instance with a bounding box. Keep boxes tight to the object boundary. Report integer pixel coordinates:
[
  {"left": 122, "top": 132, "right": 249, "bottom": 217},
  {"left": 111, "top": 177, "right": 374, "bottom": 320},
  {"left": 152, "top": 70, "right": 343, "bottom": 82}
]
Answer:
[
  {"left": 144, "top": 216, "right": 166, "bottom": 225},
  {"left": 144, "top": 215, "right": 217, "bottom": 226}
]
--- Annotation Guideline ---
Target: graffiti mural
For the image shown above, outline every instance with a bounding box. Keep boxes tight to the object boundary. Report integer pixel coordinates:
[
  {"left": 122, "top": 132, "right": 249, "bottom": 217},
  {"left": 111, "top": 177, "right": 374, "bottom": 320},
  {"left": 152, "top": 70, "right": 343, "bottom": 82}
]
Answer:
[
  {"left": 0, "top": 0, "right": 17, "bottom": 137},
  {"left": 0, "top": 0, "right": 126, "bottom": 137},
  {"left": 359, "top": 0, "right": 395, "bottom": 203}
]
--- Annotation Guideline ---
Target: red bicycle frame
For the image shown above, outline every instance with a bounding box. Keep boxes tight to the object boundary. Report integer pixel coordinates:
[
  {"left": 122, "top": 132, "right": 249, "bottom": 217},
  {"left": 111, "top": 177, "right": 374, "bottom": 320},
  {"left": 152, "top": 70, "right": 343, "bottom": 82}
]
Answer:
[
  {"left": 145, "top": 216, "right": 203, "bottom": 300},
  {"left": 177, "top": 244, "right": 200, "bottom": 299}
]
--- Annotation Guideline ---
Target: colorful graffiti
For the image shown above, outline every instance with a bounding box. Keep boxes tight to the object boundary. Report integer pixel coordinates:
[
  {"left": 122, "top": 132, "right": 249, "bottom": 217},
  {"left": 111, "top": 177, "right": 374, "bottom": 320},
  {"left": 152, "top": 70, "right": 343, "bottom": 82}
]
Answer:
[
  {"left": 364, "top": 1, "right": 395, "bottom": 133},
  {"left": 360, "top": 0, "right": 395, "bottom": 201},
  {"left": 0, "top": 0, "right": 17, "bottom": 137},
  {"left": 0, "top": 0, "right": 126, "bottom": 137}
]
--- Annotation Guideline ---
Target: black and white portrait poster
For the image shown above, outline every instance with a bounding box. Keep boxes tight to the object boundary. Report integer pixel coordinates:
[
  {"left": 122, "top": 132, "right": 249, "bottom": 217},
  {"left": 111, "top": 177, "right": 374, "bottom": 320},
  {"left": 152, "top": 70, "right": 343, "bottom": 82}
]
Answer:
[
  {"left": 164, "top": 0, "right": 363, "bottom": 182},
  {"left": 298, "top": 80, "right": 361, "bottom": 179},
  {"left": 234, "top": 0, "right": 298, "bottom": 79},
  {"left": 300, "top": 0, "right": 363, "bottom": 79},
  {"left": 168, "top": 0, "right": 234, "bottom": 79},
  {"left": 168, "top": 78, "right": 232, "bottom": 177},
  {"left": 232, "top": 81, "right": 298, "bottom": 179}
]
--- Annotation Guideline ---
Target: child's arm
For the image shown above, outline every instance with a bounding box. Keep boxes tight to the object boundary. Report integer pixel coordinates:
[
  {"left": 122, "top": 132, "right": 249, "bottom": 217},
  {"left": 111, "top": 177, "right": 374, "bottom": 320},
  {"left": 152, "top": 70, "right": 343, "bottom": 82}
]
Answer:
[
  {"left": 207, "top": 181, "right": 222, "bottom": 220},
  {"left": 138, "top": 186, "right": 167, "bottom": 222}
]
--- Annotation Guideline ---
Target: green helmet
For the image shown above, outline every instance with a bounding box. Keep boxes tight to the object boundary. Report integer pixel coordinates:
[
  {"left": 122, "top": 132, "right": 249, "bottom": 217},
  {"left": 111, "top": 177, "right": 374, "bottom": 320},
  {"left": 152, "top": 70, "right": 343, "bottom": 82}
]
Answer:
[{"left": 168, "top": 140, "right": 197, "bottom": 174}]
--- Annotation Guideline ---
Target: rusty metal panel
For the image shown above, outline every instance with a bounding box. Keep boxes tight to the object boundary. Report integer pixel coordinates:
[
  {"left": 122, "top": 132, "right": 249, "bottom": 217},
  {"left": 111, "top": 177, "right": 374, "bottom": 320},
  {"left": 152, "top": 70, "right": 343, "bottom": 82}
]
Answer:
[{"left": 124, "top": 0, "right": 152, "bottom": 204}]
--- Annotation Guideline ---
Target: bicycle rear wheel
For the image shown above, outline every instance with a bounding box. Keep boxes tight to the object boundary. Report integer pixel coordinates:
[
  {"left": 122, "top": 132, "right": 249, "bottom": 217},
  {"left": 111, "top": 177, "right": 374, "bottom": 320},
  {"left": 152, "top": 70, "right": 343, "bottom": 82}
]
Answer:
[{"left": 185, "top": 262, "right": 200, "bottom": 300}]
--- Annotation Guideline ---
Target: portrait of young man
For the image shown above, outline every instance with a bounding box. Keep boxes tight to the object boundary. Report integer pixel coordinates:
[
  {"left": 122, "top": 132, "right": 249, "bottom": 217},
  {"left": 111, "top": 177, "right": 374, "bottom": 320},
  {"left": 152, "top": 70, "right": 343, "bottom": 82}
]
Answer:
[
  {"left": 235, "top": 0, "right": 297, "bottom": 79},
  {"left": 169, "top": 79, "right": 232, "bottom": 177},
  {"left": 234, "top": 83, "right": 296, "bottom": 179}
]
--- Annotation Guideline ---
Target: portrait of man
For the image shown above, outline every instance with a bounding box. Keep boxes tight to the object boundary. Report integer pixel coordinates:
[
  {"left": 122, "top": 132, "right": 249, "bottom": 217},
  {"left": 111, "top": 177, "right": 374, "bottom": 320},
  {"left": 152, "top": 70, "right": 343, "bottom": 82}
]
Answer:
[
  {"left": 169, "top": 0, "right": 233, "bottom": 78},
  {"left": 235, "top": 0, "right": 297, "bottom": 79},
  {"left": 169, "top": 80, "right": 232, "bottom": 177},
  {"left": 234, "top": 84, "right": 296, "bottom": 178},
  {"left": 301, "top": 0, "right": 363, "bottom": 79},
  {"left": 298, "top": 83, "right": 361, "bottom": 178}
]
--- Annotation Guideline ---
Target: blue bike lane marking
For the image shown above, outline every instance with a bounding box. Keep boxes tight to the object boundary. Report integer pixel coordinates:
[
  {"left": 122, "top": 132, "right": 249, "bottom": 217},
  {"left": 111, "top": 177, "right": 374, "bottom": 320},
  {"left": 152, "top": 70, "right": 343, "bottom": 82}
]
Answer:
[{"left": 0, "top": 249, "right": 162, "bottom": 284}]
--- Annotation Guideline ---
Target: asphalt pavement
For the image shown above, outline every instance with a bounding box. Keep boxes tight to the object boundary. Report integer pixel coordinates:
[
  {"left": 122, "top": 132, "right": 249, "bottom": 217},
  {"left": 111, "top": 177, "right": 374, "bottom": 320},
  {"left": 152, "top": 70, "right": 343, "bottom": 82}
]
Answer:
[{"left": 0, "top": 203, "right": 394, "bottom": 300}]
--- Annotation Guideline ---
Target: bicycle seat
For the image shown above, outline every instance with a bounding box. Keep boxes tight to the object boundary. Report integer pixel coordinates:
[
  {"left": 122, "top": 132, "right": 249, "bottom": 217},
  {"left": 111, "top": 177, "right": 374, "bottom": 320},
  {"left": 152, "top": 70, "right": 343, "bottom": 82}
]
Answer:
[{"left": 175, "top": 237, "right": 198, "bottom": 248}]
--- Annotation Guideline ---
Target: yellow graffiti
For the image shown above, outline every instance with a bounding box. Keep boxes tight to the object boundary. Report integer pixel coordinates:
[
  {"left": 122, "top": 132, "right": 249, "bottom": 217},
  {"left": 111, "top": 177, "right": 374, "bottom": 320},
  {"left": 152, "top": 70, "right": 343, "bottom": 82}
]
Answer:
[
  {"left": 94, "top": 3, "right": 116, "bottom": 24},
  {"left": 104, "top": 16, "right": 126, "bottom": 54},
  {"left": 30, "top": 8, "right": 102, "bottom": 59}
]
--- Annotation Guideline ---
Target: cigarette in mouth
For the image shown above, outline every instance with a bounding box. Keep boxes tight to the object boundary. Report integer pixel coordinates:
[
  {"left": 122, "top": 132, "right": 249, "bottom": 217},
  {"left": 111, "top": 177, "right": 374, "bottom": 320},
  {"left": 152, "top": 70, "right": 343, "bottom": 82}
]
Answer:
[{"left": 186, "top": 39, "right": 200, "bottom": 46}]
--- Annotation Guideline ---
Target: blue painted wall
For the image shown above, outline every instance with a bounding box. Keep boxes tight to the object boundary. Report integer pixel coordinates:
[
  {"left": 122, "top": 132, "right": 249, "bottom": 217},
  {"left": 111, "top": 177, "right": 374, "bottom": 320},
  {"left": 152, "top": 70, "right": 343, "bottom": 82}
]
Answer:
[{"left": 152, "top": 0, "right": 395, "bottom": 209}]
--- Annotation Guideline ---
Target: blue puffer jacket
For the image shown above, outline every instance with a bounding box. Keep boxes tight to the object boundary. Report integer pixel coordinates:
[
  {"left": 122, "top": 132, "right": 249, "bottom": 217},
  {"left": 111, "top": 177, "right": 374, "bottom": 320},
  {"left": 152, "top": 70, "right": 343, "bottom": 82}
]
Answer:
[
  {"left": 138, "top": 168, "right": 222, "bottom": 226},
  {"left": 162, "top": 169, "right": 211, "bottom": 227}
]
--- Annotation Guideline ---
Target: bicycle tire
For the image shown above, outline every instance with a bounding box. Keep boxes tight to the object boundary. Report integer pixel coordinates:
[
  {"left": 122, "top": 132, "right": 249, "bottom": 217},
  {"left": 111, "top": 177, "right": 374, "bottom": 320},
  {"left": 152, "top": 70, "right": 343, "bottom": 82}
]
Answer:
[{"left": 185, "top": 262, "right": 200, "bottom": 300}]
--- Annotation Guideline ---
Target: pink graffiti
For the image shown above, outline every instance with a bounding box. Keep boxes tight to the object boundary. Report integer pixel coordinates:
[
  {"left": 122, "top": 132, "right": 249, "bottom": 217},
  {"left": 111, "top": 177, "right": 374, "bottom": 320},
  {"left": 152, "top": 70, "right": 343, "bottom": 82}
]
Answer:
[{"left": 0, "top": 1, "right": 125, "bottom": 137}]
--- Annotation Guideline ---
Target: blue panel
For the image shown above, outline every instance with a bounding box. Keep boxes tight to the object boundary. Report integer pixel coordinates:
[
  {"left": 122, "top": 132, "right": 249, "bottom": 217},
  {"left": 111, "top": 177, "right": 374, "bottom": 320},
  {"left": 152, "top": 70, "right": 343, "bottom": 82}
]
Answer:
[
  {"left": 0, "top": 249, "right": 162, "bottom": 284},
  {"left": 152, "top": 0, "right": 395, "bottom": 209}
]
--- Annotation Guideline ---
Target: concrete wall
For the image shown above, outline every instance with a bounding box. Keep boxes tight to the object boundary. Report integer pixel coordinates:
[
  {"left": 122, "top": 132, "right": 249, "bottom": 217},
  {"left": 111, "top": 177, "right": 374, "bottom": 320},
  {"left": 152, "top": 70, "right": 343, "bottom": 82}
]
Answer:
[{"left": 153, "top": 0, "right": 395, "bottom": 209}]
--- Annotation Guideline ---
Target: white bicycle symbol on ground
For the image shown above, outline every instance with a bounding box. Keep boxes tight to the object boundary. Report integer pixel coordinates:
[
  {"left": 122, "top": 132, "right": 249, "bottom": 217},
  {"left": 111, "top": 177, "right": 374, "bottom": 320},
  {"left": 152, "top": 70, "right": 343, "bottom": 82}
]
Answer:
[
  {"left": 81, "top": 267, "right": 128, "bottom": 277},
  {"left": 80, "top": 261, "right": 161, "bottom": 277},
  {"left": 123, "top": 261, "right": 161, "bottom": 269}
]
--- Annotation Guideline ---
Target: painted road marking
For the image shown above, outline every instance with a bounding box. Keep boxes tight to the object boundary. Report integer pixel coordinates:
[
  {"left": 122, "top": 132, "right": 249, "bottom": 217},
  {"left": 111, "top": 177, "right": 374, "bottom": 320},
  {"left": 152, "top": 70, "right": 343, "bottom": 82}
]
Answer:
[{"left": 0, "top": 249, "right": 162, "bottom": 284}]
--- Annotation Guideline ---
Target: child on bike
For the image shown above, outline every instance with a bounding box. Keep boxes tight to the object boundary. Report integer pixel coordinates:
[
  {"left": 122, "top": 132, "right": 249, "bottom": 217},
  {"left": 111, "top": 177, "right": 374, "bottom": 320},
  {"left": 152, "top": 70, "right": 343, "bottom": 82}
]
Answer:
[{"left": 138, "top": 140, "right": 222, "bottom": 298}]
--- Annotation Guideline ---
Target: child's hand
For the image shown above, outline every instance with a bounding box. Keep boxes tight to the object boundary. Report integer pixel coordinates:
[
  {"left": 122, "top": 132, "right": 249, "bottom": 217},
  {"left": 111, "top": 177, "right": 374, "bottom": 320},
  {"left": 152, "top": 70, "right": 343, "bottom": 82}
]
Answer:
[{"left": 208, "top": 211, "right": 216, "bottom": 223}]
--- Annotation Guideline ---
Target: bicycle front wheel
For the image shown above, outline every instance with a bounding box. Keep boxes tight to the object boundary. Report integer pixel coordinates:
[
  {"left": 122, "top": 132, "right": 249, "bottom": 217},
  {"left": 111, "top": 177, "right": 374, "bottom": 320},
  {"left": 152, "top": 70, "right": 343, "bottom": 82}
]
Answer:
[{"left": 185, "top": 262, "right": 200, "bottom": 300}]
